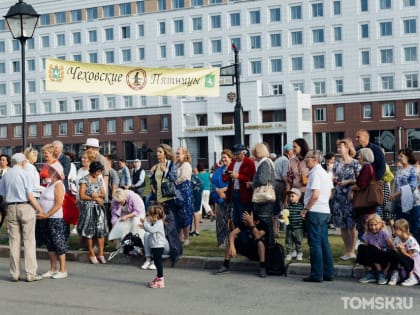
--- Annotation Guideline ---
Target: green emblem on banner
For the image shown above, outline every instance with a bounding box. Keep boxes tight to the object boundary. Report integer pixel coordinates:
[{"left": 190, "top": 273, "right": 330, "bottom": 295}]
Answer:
[{"left": 205, "top": 74, "right": 215, "bottom": 88}]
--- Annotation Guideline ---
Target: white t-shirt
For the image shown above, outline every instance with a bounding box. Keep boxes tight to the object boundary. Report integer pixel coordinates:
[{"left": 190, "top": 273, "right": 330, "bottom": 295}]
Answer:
[{"left": 304, "top": 164, "right": 333, "bottom": 214}]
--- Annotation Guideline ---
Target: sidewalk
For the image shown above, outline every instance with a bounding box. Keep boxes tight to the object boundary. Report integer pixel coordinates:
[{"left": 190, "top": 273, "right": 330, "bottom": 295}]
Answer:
[{"left": 0, "top": 220, "right": 364, "bottom": 280}]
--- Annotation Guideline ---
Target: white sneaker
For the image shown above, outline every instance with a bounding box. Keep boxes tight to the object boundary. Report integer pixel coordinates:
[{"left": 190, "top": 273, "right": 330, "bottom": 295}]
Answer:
[
  {"left": 388, "top": 271, "right": 399, "bottom": 286},
  {"left": 285, "top": 254, "right": 292, "bottom": 261},
  {"left": 141, "top": 259, "right": 152, "bottom": 270},
  {"left": 148, "top": 262, "right": 157, "bottom": 270},
  {"left": 296, "top": 253, "right": 303, "bottom": 261},
  {"left": 70, "top": 227, "right": 78, "bottom": 235},
  {"left": 52, "top": 271, "right": 68, "bottom": 279},
  {"left": 401, "top": 274, "right": 419, "bottom": 287},
  {"left": 291, "top": 250, "right": 297, "bottom": 258},
  {"left": 41, "top": 270, "right": 57, "bottom": 278}
]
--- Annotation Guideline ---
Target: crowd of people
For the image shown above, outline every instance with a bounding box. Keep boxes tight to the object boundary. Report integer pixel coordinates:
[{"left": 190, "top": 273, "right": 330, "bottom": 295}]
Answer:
[{"left": 0, "top": 129, "right": 419, "bottom": 288}]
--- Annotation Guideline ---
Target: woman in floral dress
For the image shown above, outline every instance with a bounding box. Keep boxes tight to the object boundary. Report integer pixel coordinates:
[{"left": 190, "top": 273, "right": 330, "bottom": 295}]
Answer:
[{"left": 332, "top": 139, "right": 361, "bottom": 260}]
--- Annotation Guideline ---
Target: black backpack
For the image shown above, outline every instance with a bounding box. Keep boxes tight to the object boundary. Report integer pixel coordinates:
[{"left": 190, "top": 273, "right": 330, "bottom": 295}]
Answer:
[
  {"left": 265, "top": 242, "right": 287, "bottom": 276},
  {"left": 121, "top": 233, "right": 143, "bottom": 257}
]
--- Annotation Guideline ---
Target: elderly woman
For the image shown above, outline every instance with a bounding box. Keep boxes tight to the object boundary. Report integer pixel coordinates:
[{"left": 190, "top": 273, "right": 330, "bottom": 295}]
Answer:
[
  {"left": 40, "top": 143, "right": 58, "bottom": 187},
  {"left": 37, "top": 162, "right": 68, "bottom": 279},
  {"left": 109, "top": 188, "right": 145, "bottom": 244},
  {"left": 252, "top": 143, "right": 276, "bottom": 246},
  {"left": 286, "top": 138, "right": 310, "bottom": 196},
  {"left": 77, "top": 161, "right": 108, "bottom": 264},
  {"left": 332, "top": 139, "right": 361, "bottom": 260}
]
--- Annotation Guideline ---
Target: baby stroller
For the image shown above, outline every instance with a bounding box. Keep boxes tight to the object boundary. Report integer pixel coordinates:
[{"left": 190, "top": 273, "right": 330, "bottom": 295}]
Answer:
[{"left": 108, "top": 232, "right": 144, "bottom": 262}]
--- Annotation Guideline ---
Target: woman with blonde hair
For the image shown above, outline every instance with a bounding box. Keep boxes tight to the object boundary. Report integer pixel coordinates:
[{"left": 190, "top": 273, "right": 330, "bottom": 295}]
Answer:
[{"left": 332, "top": 138, "right": 362, "bottom": 260}]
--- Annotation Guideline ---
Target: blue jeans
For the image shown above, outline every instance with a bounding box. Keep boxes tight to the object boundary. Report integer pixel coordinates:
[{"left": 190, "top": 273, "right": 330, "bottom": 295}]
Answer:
[{"left": 306, "top": 211, "right": 334, "bottom": 280}]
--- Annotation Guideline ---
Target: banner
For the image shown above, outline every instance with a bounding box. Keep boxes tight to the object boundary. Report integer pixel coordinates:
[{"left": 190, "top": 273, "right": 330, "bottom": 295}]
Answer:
[{"left": 45, "top": 58, "right": 220, "bottom": 96}]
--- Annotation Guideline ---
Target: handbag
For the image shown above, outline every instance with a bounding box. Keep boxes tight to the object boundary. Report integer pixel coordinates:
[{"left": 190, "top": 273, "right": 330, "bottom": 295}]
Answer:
[
  {"left": 161, "top": 179, "right": 176, "bottom": 198},
  {"left": 351, "top": 165, "right": 384, "bottom": 210},
  {"left": 252, "top": 182, "right": 276, "bottom": 203}
]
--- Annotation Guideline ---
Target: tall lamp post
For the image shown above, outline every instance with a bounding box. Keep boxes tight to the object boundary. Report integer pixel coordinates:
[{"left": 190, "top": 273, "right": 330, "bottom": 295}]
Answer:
[
  {"left": 232, "top": 44, "right": 244, "bottom": 145},
  {"left": 4, "top": 0, "right": 39, "bottom": 151}
]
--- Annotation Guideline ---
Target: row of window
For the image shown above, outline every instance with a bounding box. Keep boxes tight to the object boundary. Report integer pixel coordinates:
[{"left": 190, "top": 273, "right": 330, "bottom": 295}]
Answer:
[
  {"left": 314, "top": 102, "right": 419, "bottom": 122},
  {"left": 0, "top": 116, "right": 170, "bottom": 139}
]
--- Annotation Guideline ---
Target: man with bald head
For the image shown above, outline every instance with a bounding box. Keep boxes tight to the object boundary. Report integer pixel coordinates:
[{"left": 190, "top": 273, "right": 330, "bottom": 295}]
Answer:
[{"left": 355, "top": 129, "right": 385, "bottom": 180}]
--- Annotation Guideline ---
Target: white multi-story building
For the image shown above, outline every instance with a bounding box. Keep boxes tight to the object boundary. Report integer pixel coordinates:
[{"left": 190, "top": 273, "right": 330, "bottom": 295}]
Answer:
[{"left": 0, "top": 0, "right": 419, "bottom": 167}]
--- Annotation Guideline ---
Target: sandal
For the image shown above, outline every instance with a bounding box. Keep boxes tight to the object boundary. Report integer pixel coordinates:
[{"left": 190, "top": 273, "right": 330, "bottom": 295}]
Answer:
[
  {"left": 97, "top": 256, "right": 107, "bottom": 264},
  {"left": 89, "top": 256, "right": 99, "bottom": 264}
]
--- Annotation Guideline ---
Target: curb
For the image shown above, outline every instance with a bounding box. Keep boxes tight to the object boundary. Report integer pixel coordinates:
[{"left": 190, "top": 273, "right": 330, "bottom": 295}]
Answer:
[{"left": 0, "top": 245, "right": 364, "bottom": 279}]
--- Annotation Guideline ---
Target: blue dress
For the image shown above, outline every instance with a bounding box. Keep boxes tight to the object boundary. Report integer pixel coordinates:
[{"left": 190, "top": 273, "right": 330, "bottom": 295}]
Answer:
[{"left": 332, "top": 159, "right": 361, "bottom": 229}]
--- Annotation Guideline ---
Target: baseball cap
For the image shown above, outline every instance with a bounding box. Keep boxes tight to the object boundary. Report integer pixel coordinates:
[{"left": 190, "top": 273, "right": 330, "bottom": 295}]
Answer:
[
  {"left": 283, "top": 143, "right": 293, "bottom": 152},
  {"left": 287, "top": 188, "right": 302, "bottom": 198},
  {"left": 231, "top": 144, "right": 246, "bottom": 155}
]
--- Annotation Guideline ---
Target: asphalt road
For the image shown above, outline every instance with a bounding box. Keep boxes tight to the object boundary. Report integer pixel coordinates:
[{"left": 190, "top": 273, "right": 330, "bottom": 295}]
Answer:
[{"left": 0, "top": 257, "right": 418, "bottom": 315}]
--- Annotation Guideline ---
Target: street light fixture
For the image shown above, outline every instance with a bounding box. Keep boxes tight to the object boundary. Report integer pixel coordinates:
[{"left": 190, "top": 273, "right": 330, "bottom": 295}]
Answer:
[{"left": 4, "top": 0, "right": 39, "bottom": 151}]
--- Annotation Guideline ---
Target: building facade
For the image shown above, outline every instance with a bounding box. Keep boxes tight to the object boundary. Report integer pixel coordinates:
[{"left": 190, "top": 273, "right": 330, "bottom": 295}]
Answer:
[{"left": 0, "top": 0, "right": 419, "bottom": 168}]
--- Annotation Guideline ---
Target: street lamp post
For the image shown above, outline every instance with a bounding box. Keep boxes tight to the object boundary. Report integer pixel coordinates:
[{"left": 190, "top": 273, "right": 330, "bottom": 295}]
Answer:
[
  {"left": 4, "top": 0, "right": 39, "bottom": 151},
  {"left": 232, "top": 44, "right": 244, "bottom": 145}
]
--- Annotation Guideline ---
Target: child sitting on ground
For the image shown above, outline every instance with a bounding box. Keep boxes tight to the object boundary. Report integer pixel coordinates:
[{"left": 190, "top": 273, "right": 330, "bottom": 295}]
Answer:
[
  {"left": 357, "top": 214, "right": 396, "bottom": 285},
  {"left": 392, "top": 219, "right": 420, "bottom": 286},
  {"left": 284, "top": 188, "right": 304, "bottom": 261}
]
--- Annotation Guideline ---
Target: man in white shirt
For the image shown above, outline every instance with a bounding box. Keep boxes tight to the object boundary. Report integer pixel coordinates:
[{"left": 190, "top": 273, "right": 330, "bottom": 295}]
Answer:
[{"left": 301, "top": 149, "right": 334, "bottom": 283}]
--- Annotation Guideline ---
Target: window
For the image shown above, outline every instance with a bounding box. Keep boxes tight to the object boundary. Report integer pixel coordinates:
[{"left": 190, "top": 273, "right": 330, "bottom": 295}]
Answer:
[
  {"left": 13, "top": 82, "right": 21, "bottom": 94},
  {"left": 43, "top": 101, "right": 52, "bottom": 113},
  {"left": 404, "top": 47, "right": 417, "bottom": 62},
  {"left": 14, "top": 103, "right": 21, "bottom": 115},
  {"left": 90, "top": 121, "right": 100, "bottom": 134},
  {"left": 193, "top": 42, "right": 203, "bottom": 55},
  {"left": 291, "top": 56, "right": 303, "bottom": 71},
  {"left": 88, "top": 30, "right": 97, "bottom": 43},
  {"left": 211, "top": 39, "right": 222, "bottom": 53},
  {"left": 29, "top": 124, "right": 37, "bottom": 137},
  {"left": 12, "top": 40, "right": 19, "bottom": 51},
  {"left": 290, "top": 5, "right": 302, "bottom": 20},
  {"left": 379, "top": 0, "right": 391, "bottom": 9},
  {"left": 107, "top": 120, "right": 116, "bottom": 133},
  {"left": 312, "top": 3, "right": 324, "bottom": 17},
  {"left": 192, "top": 17, "right": 202, "bottom": 31},
  {"left": 361, "top": 0, "right": 369, "bottom": 12},
  {"left": 174, "top": 19, "right": 184, "bottom": 33},
  {"left": 14, "top": 125, "right": 22, "bottom": 138},
  {"left": 363, "top": 104, "right": 372, "bottom": 119},
  {"left": 191, "top": 0, "right": 203, "bottom": 5},
  {"left": 43, "top": 123, "right": 52, "bottom": 137},
  {"left": 105, "top": 28, "right": 114, "bottom": 41},
  {"left": 406, "top": 102, "right": 418, "bottom": 116},
  {"left": 74, "top": 121, "right": 84, "bottom": 134},
  {"left": 28, "top": 81, "right": 36, "bottom": 93},
  {"left": 334, "top": 53, "right": 343, "bottom": 67},
  {"left": 138, "top": 24, "right": 144, "bottom": 37},
  {"left": 333, "top": 1, "right": 341, "bottom": 15},
  {"left": 121, "top": 26, "right": 131, "bottom": 39},
  {"left": 336, "top": 106, "right": 344, "bottom": 121},
  {"left": 161, "top": 116, "right": 169, "bottom": 130},
  {"left": 271, "top": 84, "right": 283, "bottom": 95},
  {"left": 57, "top": 34, "right": 65, "bottom": 46},
  {"left": 55, "top": 12, "right": 66, "bottom": 24},
  {"left": 380, "top": 48, "right": 393, "bottom": 63},
  {"left": 250, "top": 10, "right": 260, "bottom": 24},
  {"left": 39, "top": 14, "right": 50, "bottom": 26},
  {"left": 27, "top": 59, "right": 35, "bottom": 71},
  {"left": 211, "top": 15, "right": 221, "bottom": 29},
  {"left": 124, "top": 96, "right": 133, "bottom": 108},
  {"left": 314, "top": 81, "right": 326, "bottom": 95},
  {"left": 362, "top": 77, "right": 371, "bottom": 91},
  {"left": 160, "top": 45, "right": 167, "bottom": 58},
  {"left": 250, "top": 60, "right": 262, "bottom": 74},
  {"left": 140, "top": 118, "right": 147, "bottom": 131},
  {"left": 292, "top": 82, "right": 304, "bottom": 92},
  {"left": 335, "top": 80, "right": 344, "bottom": 93},
  {"left": 250, "top": 35, "right": 261, "bottom": 49},
  {"left": 382, "top": 103, "right": 395, "bottom": 117},
  {"left": 0, "top": 84, "right": 5, "bottom": 95},
  {"left": 120, "top": 3, "right": 131, "bottom": 15},
  {"left": 315, "top": 108, "right": 326, "bottom": 121},
  {"left": 139, "top": 47, "right": 145, "bottom": 60},
  {"left": 271, "top": 59, "right": 282, "bottom": 73},
  {"left": 403, "top": 0, "right": 416, "bottom": 7},
  {"left": 270, "top": 8, "right": 281, "bottom": 22},
  {"left": 58, "top": 100, "right": 67, "bottom": 112},
  {"left": 27, "top": 39, "right": 35, "bottom": 50},
  {"left": 72, "top": 32, "right": 81, "bottom": 45},
  {"left": 230, "top": 13, "right": 240, "bottom": 27},
  {"left": 90, "top": 98, "right": 99, "bottom": 110},
  {"left": 381, "top": 75, "right": 394, "bottom": 90},
  {"left": 0, "top": 63, "right": 4, "bottom": 73},
  {"left": 41, "top": 35, "right": 50, "bottom": 48},
  {"left": 71, "top": 9, "right": 82, "bottom": 22},
  {"left": 29, "top": 102, "right": 36, "bottom": 114},
  {"left": 122, "top": 48, "right": 131, "bottom": 62},
  {"left": 159, "top": 21, "right": 166, "bottom": 35},
  {"left": 406, "top": 73, "right": 418, "bottom": 88},
  {"left": 291, "top": 31, "right": 303, "bottom": 45},
  {"left": 103, "top": 5, "right": 115, "bottom": 18},
  {"left": 124, "top": 118, "right": 134, "bottom": 132},
  {"left": 87, "top": 7, "right": 98, "bottom": 20},
  {"left": 380, "top": 22, "right": 392, "bottom": 36},
  {"left": 74, "top": 99, "right": 83, "bottom": 111},
  {"left": 58, "top": 122, "right": 67, "bottom": 136},
  {"left": 270, "top": 33, "right": 281, "bottom": 47},
  {"left": 161, "top": 96, "right": 168, "bottom": 105},
  {"left": 105, "top": 51, "right": 115, "bottom": 63},
  {"left": 158, "top": 0, "right": 167, "bottom": 10},
  {"left": 404, "top": 19, "right": 417, "bottom": 34},
  {"left": 174, "top": 43, "right": 184, "bottom": 57},
  {"left": 231, "top": 38, "right": 241, "bottom": 50},
  {"left": 141, "top": 96, "right": 147, "bottom": 106},
  {"left": 334, "top": 27, "right": 342, "bottom": 41},
  {"left": 313, "top": 55, "right": 325, "bottom": 69},
  {"left": 313, "top": 29, "right": 324, "bottom": 43},
  {"left": 107, "top": 97, "right": 116, "bottom": 109},
  {"left": 0, "top": 104, "right": 6, "bottom": 116},
  {"left": 361, "top": 50, "right": 370, "bottom": 65},
  {"left": 361, "top": 24, "right": 369, "bottom": 38},
  {"left": 172, "top": 0, "right": 185, "bottom": 9},
  {"left": 0, "top": 41, "right": 4, "bottom": 53},
  {"left": 89, "top": 52, "right": 98, "bottom": 63}
]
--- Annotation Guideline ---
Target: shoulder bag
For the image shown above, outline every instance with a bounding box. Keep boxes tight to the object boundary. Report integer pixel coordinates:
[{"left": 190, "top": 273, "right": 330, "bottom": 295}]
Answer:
[
  {"left": 252, "top": 182, "right": 276, "bottom": 203},
  {"left": 352, "top": 165, "right": 384, "bottom": 210}
]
